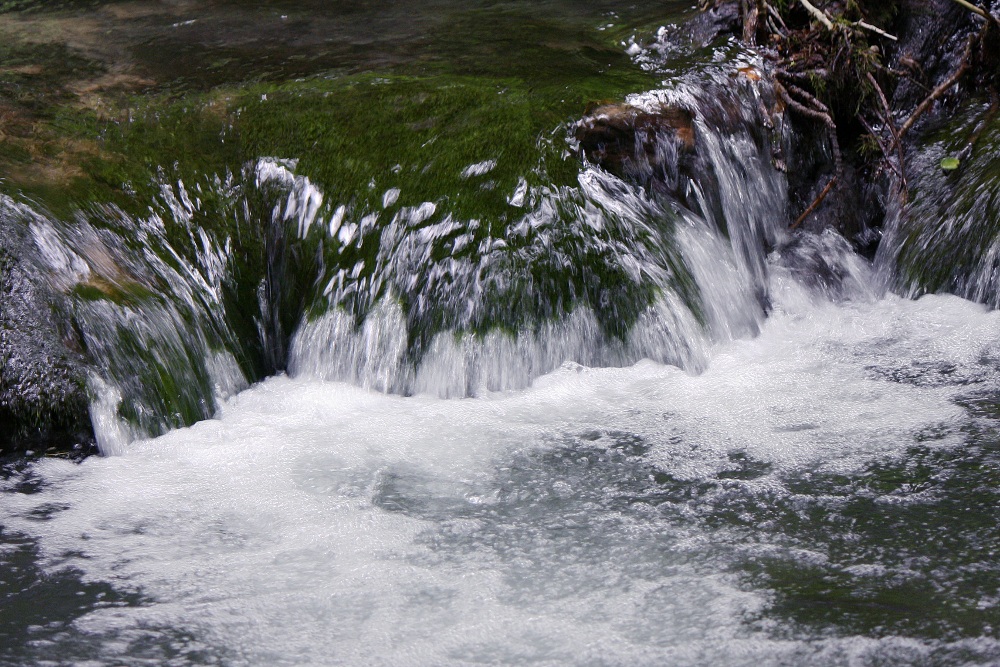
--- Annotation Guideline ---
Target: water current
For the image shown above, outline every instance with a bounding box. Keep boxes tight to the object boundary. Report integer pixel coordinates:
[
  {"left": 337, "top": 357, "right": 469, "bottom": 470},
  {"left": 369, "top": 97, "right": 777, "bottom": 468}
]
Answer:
[{"left": 2, "top": 1, "right": 1000, "bottom": 666}]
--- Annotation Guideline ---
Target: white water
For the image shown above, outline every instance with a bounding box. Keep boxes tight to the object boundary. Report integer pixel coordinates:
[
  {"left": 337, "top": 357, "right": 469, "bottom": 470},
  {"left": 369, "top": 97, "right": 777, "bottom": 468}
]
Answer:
[{"left": 6, "top": 268, "right": 1000, "bottom": 665}]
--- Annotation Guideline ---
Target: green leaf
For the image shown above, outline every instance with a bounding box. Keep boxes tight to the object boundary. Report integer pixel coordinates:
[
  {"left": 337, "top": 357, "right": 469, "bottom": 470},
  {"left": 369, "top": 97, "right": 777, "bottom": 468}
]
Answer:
[{"left": 940, "top": 157, "right": 961, "bottom": 171}]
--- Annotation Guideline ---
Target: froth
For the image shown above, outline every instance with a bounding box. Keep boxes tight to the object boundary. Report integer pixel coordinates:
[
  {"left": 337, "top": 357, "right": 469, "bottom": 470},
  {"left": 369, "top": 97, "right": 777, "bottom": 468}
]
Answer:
[{"left": 4, "top": 292, "right": 999, "bottom": 665}]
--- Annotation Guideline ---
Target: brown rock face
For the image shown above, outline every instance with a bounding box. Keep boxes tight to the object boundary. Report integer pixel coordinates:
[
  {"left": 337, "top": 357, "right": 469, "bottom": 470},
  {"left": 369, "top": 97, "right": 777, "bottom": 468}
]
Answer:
[{"left": 575, "top": 103, "right": 695, "bottom": 179}]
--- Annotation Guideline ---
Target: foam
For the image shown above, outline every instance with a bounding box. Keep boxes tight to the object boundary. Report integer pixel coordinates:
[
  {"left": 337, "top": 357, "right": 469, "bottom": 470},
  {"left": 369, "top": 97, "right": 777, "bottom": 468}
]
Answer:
[{"left": 5, "top": 291, "right": 1000, "bottom": 665}]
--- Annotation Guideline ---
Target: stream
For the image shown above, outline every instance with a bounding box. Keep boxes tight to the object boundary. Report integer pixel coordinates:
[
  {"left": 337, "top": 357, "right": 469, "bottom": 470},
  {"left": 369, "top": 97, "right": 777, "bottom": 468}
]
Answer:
[{"left": 2, "top": 1, "right": 1000, "bottom": 665}]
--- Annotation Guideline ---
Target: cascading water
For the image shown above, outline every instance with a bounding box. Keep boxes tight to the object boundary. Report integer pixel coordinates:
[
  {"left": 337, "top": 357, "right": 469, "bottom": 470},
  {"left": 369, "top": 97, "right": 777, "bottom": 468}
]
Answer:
[
  {"left": 4, "top": 2, "right": 1000, "bottom": 666},
  {"left": 20, "top": 54, "right": 790, "bottom": 454}
]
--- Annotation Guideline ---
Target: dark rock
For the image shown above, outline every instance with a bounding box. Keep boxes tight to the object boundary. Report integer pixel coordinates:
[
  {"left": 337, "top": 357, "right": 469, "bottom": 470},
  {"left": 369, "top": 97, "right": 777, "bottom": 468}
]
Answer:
[
  {"left": 0, "top": 209, "right": 93, "bottom": 455},
  {"left": 783, "top": 131, "right": 885, "bottom": 255},
  {"left": 683, "top": 1, "right": 742, "bottom": 47},
  {"left": 772, "top": 230, "right": 872, "bottom": 301},
  {"left": 889, "top": 0, "right": 974, "bottom": 118}
]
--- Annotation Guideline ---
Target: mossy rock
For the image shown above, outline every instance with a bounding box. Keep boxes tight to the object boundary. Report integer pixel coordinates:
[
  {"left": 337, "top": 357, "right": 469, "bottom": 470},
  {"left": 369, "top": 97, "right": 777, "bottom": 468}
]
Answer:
[{"left": 890, "top": 99, "right": 1000, "bottom": 304}]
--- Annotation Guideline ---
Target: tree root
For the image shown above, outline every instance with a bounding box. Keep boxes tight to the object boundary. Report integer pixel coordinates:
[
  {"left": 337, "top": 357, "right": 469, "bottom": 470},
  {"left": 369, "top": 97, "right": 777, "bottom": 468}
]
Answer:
[
  {"left": 710, "top": 0, "right": 997, "bottom": 231},
  {"left": 775, "top": 79, "right": 842, "bottom": 172}
]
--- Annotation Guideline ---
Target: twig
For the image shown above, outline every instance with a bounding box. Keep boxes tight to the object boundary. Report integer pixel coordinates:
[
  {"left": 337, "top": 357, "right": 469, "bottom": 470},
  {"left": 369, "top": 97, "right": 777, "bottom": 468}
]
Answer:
[
  {"left": 784, "top": 81, "right": 831, "bottom": 114},
  {"left": 866, "top": 71, "right": 908, "bottom": 199},
  {"left": 767, "top": 2, "right": 788, "bottom": 31},
  {"left": 798, "top": 0, "right": 835, "bottom": 30},
  {"left": 857, "top": 113, "right": 903, "bottom": 180},
  {"left": 854, "top": 20, "right": 898, "bottom": 41},
  {"left": 898, "top": 32, "right": 976, "bottom": 139},
  {"left": 775, "top": 68, "right": 829, "bottom": 84},
  {"left": 791, "top": 176, "right": 838, "bottom": 229},
  {"left": 876, "top": 62, "right": 932, "bottom": 93},
  {"left": 948, "top": 0, "right": 998, "bottom": 24},
  {"left": 767, "top": 16, "right": 789, "bottom": 39}
]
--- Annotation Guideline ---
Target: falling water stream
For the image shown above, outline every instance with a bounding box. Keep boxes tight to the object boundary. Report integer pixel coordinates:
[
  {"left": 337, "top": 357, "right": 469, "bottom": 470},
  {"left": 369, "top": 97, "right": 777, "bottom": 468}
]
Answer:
[{"left": 2, "top": 1, "right": 1000, "bottom": 666}]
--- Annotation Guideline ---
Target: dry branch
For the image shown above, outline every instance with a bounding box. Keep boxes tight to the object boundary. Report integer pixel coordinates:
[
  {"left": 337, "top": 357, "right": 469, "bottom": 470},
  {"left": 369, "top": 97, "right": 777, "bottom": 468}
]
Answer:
[
  {"left": 866, "top": 71, "right": 908, "bottom": 199},
  {"left": 775, "top": 80, "right": 842, "bottom": 172},
  {"left": 798, "top": 0, "right": 834, "bottom": 30},
  {"left": 948, "top": 0, "right": 998, "bottom": 23},
  {"left": 898, "top": 32, "right": 977, "bottom": 139},
  {"left": 855, "top": 20, "right": 898, "bottom": 41},
  {"left": 791, "top": 177, "right": 838, "bottom": 229}
]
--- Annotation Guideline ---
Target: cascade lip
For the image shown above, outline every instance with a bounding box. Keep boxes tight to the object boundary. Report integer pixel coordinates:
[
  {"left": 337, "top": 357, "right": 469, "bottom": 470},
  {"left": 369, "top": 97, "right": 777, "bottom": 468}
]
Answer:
[
  {"left": 0, "top": 0, "right": 692, "bottom": 459},
  {"left": 3, "top": 0, "right": 995, "bottom": 461}
]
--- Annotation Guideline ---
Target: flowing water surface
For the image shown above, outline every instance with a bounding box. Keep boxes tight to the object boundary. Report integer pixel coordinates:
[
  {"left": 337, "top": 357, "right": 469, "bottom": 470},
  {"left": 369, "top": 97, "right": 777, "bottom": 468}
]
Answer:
[{"left": 2, "top": 1, "right": 1000, "bottom": 666}]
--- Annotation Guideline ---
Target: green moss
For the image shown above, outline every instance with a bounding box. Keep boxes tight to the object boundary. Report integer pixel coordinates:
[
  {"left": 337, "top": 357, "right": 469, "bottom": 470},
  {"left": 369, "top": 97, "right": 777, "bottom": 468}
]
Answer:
[
  {"left": 237, "top": 74, "right": 571, "bottom": 219},
  {"left": 69, "top": 280, "right": 156, "bottom": 305}
]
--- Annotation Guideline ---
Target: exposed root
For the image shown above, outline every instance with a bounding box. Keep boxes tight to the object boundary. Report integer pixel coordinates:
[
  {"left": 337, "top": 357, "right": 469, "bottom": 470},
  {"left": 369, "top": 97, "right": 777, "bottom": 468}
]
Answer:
[
  {"left": 707, "top": 0, "right": 998, "bottom": 235},
  {"left": 775, "top": 79, "right": 842, "bottom": 173}
]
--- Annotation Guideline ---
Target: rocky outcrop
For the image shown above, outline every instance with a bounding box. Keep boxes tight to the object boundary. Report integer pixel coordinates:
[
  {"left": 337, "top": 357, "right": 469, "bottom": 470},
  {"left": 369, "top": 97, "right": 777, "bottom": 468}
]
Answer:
[
  {"left": 0, "top": 210, "right": 93, "bottom": 456},
  {"left": 578, "top": 1, "right": 998, "bottom": 256}
]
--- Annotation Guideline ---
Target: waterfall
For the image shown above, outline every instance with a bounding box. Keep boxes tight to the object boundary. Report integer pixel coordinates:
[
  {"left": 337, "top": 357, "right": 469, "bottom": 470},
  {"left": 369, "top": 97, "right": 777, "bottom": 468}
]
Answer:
[
  {"left": 876, "top": 101, "right": 1000, "bottom": 304},
  {"left": 12, "top": 56, "right": 845, "bottom": 454}
]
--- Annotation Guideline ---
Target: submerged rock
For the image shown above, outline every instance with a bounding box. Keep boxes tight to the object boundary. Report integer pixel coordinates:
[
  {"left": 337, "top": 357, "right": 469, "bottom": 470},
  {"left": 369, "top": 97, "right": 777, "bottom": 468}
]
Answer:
[{"left": 0, "top": 211, "right": 93, "bottom": 455}]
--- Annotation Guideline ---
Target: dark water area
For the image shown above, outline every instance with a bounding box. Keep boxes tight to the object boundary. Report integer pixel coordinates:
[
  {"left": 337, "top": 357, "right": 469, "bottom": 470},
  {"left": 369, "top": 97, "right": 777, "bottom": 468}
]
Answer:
[{"left": 0, "top": 0, "right": 690, "bottom": 92}]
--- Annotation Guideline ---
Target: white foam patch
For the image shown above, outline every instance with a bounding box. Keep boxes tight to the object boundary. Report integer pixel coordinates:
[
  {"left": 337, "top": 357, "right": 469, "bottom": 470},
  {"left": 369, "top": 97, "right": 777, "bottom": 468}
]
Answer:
[{"left": 4, "top": 293, "right": 1000, "bottom": 665}]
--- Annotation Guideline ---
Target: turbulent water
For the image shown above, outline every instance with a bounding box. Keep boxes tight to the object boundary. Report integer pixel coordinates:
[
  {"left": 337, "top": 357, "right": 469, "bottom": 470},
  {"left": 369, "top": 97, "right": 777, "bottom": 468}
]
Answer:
[
  {"left": 7, "top": 277, "right": 1000, "bottom": 666},
  {"left": 3, "top": 1, "right": 1000, "bottom": 666}
]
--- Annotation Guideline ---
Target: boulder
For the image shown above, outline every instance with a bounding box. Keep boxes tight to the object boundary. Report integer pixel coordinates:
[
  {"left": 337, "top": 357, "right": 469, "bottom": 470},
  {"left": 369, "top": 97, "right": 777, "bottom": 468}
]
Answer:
[{"left": 0, "top": 212, "right": 93, "bottom": 456}]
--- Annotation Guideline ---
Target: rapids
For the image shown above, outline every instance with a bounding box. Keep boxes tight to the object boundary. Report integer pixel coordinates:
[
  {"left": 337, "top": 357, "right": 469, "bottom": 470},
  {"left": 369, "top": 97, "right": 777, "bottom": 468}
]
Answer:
[
  {"left": 5, "top": 280, "right": 1000, "bottom": 666},
  {"left": 3, "top": 1, "right": 1000, "bottom": 666}
]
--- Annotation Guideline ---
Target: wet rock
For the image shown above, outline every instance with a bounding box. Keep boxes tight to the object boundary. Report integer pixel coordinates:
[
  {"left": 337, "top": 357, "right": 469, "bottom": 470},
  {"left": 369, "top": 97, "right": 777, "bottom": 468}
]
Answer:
[
  {"left": 771, "top": 230, "right": 875, "bottom": 302},
  {"left": 575, "top": 103, "right": 695, "bottom": 186},
  {"left": 787, "top": 156, "right": 884, "bottom": 255},
  {"left": 889, "top": 0, "right": 976, "bottom": 117},
  {"left": 683, "top": 1, "right": 741, "bottom": 47},
  {"left": 0, "top": 212, "right": 93, "bottom": 455}
]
